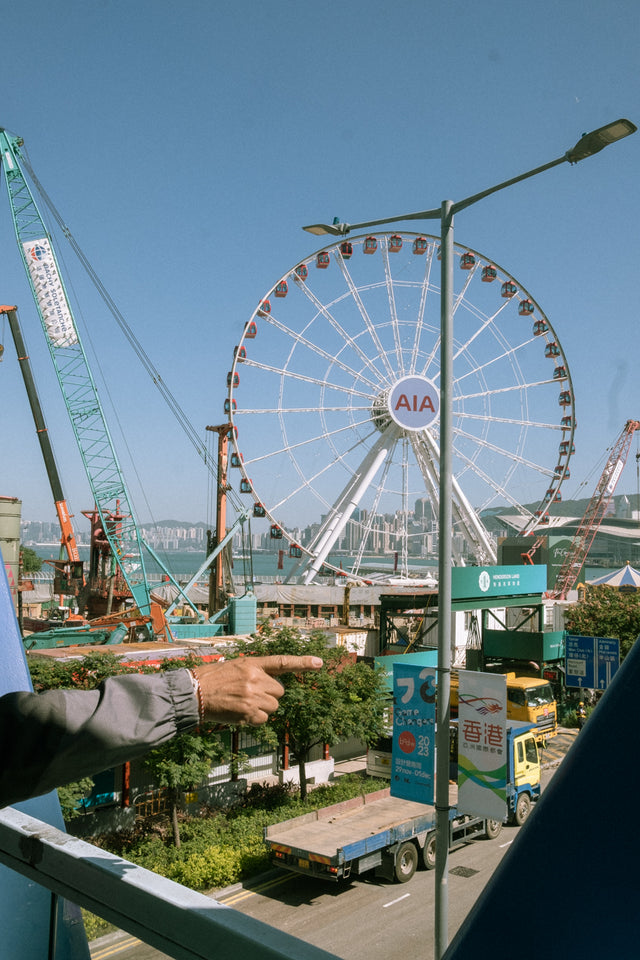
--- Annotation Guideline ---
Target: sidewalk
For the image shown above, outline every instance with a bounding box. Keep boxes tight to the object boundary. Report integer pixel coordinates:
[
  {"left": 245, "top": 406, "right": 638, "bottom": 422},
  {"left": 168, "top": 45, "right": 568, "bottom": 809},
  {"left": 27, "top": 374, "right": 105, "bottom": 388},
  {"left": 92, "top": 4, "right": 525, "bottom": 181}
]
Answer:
[
  {"left": 332, "top": 756, "right": 368, "bottom": 777},
  {"left": 540, "top": 727, "right": 578, "bottom": 767}
]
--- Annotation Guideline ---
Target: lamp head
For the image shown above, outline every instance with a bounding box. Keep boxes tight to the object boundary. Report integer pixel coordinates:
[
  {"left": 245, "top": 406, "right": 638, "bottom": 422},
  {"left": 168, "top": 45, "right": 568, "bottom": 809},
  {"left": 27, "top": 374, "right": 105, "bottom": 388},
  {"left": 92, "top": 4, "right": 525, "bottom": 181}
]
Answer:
[
  {"left": 302, "top": 221, "right": 350, "bottom": 237},
  {"left": 565, "top": 118, "right": 636, "bottom": 164}
]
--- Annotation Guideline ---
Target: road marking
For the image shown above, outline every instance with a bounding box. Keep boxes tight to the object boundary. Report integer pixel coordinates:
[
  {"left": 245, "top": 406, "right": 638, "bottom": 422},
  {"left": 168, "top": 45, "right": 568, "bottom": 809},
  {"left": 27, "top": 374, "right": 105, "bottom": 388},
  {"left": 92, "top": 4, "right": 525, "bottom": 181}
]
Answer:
[
  {"left": 383, "top": 893, "right": 411, "bottom": 908},
  {"left": 221, "top": 872, "right": 296, "bottom": 905},
  {"left": 91, "top": 935, "right": 140, "bottom": 958},
  {"left": 499, "top": 840, "right": 514, "bottom": 849}
]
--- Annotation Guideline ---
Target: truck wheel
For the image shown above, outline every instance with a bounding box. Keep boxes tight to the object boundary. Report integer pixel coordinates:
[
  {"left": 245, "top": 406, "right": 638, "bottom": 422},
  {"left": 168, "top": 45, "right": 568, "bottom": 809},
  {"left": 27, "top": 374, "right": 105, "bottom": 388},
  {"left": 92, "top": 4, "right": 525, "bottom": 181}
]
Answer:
[
  {"left": 394, "top": 842, "right": 418, "bottom": 883},
  {"left": 514, "top": 793, "right": 531, "bottom": 826},
  {"left": 483, "top": 819, "right": 502, "bottom": 840},
  {"left": 422, "top": 832, "right": 436, "bottom": 870}
]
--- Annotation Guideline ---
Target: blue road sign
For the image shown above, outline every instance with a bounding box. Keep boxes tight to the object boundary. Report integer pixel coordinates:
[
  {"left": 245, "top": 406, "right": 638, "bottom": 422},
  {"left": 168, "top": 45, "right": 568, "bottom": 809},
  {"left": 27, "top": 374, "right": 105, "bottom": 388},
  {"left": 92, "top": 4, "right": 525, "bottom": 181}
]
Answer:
[
  {"left": 565, "top": 635, "right": 595, "bottom": 688},
  {"left": 566, "top": 635, "right": 620, "bottom": 690},
  {"left": 596, "top": 637, "right": 620, "bottom": 690}
]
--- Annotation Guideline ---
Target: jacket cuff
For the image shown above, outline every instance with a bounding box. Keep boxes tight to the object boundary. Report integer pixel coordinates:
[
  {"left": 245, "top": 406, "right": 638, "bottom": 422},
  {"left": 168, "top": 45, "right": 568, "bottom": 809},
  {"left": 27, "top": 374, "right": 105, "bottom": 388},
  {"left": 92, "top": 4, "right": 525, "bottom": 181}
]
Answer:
[{"left": 165, "top": 669, "right": 200, "bottom": 731}]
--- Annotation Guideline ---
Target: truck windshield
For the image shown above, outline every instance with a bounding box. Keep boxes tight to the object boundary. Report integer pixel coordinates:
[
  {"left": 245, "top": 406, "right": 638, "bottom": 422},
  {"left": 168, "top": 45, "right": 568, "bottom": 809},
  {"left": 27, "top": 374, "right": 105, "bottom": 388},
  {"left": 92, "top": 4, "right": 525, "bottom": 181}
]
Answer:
[{"left": 525, "top": 683, "right": 554, "bottom": 707}]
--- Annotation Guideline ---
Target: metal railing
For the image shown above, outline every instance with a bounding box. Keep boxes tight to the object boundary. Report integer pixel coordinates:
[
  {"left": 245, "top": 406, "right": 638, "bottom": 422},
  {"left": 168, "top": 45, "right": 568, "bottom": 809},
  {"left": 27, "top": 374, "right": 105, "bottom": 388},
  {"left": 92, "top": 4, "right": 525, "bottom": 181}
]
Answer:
[{"left": 0, "top": 806, "right": 338, "bottom": 960}]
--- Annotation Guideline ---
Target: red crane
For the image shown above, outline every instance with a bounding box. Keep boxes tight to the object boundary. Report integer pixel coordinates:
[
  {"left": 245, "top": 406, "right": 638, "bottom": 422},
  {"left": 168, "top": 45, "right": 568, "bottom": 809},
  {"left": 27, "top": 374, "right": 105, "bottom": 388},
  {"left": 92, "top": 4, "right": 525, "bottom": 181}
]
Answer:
[{"left": 551, "top": 419, "right": 640, "bottom": 598}]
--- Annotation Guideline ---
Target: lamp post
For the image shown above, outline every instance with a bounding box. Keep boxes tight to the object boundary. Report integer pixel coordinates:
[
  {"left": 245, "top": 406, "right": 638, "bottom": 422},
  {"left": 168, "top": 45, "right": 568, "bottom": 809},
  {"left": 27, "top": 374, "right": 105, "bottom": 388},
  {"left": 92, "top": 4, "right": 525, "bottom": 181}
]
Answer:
[{"left": 303, "top": 118, "right": 636, "bottom": 960}]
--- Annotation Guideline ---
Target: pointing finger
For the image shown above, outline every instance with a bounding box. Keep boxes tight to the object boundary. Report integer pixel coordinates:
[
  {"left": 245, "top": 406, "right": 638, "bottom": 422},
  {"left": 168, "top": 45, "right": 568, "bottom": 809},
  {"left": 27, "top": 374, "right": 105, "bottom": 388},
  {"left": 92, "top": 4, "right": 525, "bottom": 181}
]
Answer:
[{"left": 252, "top": 655, "right": 323, "bottom": 676}]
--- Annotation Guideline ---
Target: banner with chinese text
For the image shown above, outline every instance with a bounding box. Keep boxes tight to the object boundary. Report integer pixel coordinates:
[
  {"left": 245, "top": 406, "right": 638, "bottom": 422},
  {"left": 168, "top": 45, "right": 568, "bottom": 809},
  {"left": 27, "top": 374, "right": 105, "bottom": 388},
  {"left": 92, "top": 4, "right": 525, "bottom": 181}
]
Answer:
[
  {"left": 457, "top": 671, "right": 507, "bottom": 820},
  {"left": 390, "top": 663, "right": 436, "bottom": 804},
  {"left": 22, "top": 238, "right": 78, "bottom": 347}
]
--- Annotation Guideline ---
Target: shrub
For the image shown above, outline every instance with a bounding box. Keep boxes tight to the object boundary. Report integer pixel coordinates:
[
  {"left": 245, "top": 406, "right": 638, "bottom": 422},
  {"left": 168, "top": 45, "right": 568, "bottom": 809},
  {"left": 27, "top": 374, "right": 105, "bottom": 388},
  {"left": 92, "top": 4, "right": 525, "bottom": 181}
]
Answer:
[
  {"left": 239, "top": 779, "right": 299, "bottom": 811},
  {"left": 94, "top": 773, "right": 389, "bottom": 894},
  {"left": 57, "top": 777, "right": 95, "bottom": 820},
  {"left": 81, "top": 910, "right": 113, "bottom": 942},
  {"left": 161, "top": 846, "right": 240, "bottom": 889},
  {"left": 562, "top": 705, "right": 593, "bottom": 729}
]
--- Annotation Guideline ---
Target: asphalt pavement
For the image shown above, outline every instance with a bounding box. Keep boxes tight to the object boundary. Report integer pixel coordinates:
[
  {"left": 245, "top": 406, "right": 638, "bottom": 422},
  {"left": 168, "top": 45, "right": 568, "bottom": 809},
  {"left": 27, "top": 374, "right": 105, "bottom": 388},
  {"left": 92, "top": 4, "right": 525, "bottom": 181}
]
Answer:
[{"left": 540, "top": 726, "right": 578, "bottom": 767}]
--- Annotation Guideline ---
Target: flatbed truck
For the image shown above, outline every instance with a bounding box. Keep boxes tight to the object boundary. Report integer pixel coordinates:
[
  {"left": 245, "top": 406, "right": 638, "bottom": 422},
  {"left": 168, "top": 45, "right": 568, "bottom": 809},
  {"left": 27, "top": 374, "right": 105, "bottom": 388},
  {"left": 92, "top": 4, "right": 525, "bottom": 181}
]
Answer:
[
  {"left": 266, "top": 721, "right": 541, "bottom": 884},
  {"left": 265, "top": 785, "right": 500, "bottom": 884}
]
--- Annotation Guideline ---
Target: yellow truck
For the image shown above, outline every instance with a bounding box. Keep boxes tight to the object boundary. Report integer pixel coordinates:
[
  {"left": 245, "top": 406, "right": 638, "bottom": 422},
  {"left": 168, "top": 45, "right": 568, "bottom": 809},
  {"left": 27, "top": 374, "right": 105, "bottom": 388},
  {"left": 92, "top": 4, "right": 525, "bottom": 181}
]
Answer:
[{"left": 451, "top": 671, "right": 557, "bottom": 741}]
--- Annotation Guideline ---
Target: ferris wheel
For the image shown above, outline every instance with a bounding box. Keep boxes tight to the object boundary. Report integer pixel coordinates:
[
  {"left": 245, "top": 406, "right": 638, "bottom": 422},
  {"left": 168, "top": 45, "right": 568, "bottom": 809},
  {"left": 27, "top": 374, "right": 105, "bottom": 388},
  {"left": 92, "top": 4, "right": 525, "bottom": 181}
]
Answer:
[{"left": 225, "top": 232, "right": 575, "bottom": 583}]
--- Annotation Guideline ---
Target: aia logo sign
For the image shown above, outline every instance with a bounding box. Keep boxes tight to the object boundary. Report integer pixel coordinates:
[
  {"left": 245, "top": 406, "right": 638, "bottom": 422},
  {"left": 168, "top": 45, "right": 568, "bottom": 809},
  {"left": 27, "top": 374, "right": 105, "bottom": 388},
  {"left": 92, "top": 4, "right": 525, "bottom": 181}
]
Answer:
[{"left": 388, "top": 375, "right": 440, "bottom": 431}]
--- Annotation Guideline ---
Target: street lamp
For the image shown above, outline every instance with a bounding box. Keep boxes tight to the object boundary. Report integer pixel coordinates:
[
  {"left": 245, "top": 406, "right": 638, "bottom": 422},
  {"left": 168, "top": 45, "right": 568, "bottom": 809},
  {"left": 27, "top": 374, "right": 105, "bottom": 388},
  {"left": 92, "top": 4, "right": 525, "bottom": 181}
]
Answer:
[{"left": 303, "top": 118, "right": 636, "bottom": 960}]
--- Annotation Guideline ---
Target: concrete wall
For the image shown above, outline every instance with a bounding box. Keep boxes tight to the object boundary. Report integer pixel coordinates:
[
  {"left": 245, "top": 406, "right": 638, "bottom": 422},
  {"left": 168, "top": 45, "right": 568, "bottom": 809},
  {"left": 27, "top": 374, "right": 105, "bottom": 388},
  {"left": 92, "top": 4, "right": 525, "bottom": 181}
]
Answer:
[{"left": 278, "top": 758, "right": 335, "bottom": 787}]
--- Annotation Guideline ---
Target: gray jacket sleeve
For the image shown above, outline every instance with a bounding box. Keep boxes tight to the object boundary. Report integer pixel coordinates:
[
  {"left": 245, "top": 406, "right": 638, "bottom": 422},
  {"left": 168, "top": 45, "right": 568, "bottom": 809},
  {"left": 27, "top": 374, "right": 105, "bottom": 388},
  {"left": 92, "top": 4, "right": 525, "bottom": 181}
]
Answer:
[{"left": 0, "top": 669, "right": 199, "bottom": 807}]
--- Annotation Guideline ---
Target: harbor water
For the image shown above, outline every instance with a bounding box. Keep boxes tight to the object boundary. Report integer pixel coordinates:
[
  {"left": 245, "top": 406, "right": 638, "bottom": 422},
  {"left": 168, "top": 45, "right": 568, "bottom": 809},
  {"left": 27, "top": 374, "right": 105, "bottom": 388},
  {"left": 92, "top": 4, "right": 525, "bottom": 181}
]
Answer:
[{"left": 31, "top": 543, "right": 609, "bottom": 586}]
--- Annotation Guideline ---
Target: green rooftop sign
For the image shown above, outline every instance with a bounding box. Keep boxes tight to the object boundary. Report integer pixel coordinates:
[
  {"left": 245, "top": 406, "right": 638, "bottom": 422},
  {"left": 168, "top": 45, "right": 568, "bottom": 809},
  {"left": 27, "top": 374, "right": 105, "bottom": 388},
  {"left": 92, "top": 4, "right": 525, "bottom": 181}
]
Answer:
[{"left": 451, "top": 565, "right": 547, "bottom": 600}]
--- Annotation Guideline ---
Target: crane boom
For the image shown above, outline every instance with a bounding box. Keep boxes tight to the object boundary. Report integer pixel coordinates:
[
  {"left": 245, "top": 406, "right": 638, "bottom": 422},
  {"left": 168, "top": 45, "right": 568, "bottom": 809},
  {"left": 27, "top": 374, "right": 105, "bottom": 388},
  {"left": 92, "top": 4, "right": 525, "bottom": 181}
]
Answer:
[
  {"left": 0, "top": 129, "right": 153, "bottom": 616},
  {"left": 551, "top": 419, "right": 640, "bottom": 598},
  {"left": 2, "top": 304, "right": 83, "bottom": 571}
]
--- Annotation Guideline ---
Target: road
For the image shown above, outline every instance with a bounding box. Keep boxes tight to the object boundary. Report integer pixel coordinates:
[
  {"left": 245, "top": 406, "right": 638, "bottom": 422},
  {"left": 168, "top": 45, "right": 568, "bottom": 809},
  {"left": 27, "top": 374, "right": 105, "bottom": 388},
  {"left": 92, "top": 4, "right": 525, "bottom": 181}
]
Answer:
[
  {"left": 90, "top": 827, "right": 517, "bottom": 960},
  {"left": 90, "top": 732, "right": 576, "bottom": 960},
  {"left": 219, "top": 825, "right": 519, "bottom": 960}
]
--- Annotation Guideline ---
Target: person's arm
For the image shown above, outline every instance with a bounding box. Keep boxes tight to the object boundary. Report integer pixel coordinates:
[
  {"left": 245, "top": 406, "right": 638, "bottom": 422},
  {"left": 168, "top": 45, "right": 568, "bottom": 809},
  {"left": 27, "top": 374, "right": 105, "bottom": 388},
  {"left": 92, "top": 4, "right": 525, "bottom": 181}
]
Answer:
[
  {"left": 0, "top": 654, "right": 323, "bottom": 807},
  {"left": 0, "top": 669, "right": 198, "bottom": 807}
]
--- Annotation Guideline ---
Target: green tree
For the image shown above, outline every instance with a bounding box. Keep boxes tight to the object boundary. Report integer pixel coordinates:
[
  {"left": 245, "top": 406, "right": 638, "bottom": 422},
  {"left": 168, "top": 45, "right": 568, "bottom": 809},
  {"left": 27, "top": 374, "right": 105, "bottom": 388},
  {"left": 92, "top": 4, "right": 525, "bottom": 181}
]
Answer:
[
  {"left": 21, "top": 546, "right": 42, "bottom": 572},
  {"left": 564, "top": 586, "right": 640, "bottom": 660},
  {"left": 236, "top": 627, "right": 387, "bottom": 800},
  {"left": 57, "top": 777, "right": 96, "bottom": 820},
  {"left": 142, "top": 727, "right": 227, "bottom": 848},
  {"left": 28, "top": 650, "right": 138, "bottom": 691}
]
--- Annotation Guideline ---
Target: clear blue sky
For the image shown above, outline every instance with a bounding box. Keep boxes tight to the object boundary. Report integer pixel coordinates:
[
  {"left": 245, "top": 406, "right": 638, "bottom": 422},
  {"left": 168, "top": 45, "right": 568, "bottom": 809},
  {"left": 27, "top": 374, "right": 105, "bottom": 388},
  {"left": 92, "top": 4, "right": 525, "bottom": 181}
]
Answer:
[{"left": 1, "top": 0, "right": 638, "bottom": 535}]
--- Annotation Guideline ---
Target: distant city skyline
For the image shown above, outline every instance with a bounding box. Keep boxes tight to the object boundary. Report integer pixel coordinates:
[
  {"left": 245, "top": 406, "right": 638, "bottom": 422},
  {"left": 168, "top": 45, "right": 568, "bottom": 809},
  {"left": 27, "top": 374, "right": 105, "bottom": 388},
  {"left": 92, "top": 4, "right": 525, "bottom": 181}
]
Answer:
[{"left": 20, "top": 488, "right": 640, "bottom": 568}]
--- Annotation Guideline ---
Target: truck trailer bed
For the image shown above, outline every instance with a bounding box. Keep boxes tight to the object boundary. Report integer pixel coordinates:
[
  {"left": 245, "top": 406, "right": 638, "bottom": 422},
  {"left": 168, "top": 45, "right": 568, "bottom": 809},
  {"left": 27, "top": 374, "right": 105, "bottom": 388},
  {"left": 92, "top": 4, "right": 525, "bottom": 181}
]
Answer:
[{"left": 265, "top": 787, "right": 456, "bottom": 860}]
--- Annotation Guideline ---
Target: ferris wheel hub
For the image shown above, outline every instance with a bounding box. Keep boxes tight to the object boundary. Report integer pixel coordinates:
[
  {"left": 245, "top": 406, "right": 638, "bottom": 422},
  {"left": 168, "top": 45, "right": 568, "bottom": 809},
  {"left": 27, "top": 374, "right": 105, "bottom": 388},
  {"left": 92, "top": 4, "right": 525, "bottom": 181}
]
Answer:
[
  {"left": 386, "top": 374, "right": 440, "bottom": 432},
  {"left": 371, "top": 388, "right": 392, "bottom": 432}
]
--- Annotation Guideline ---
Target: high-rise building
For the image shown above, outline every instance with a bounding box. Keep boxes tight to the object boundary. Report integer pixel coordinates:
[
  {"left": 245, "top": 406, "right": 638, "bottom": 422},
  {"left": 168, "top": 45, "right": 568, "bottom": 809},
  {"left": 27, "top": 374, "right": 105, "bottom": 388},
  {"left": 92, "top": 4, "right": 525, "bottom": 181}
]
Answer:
[{"left": 414, "top": 498, "right": 433, "bottom": 523}]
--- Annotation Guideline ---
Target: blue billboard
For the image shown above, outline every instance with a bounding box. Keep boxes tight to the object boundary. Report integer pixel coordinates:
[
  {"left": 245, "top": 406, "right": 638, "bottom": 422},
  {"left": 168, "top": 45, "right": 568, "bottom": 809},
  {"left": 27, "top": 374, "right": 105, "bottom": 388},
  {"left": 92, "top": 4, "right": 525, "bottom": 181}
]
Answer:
[{"left": 390, "top": 662, "right": 436, "bottom": 805}]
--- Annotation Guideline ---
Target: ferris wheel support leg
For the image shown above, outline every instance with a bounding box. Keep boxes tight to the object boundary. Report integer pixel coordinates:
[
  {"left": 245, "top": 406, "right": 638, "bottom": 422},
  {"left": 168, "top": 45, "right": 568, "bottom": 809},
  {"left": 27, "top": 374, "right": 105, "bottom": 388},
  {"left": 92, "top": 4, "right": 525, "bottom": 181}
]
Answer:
[
  {"left": 413, "top": 431, "right": 496, "bottom": 565},
  {"left": 450, "top": 476, "right": 497, "bottom": 565},
  {"left": 302, "top": 445, "right": 389, "bottom": 584}
]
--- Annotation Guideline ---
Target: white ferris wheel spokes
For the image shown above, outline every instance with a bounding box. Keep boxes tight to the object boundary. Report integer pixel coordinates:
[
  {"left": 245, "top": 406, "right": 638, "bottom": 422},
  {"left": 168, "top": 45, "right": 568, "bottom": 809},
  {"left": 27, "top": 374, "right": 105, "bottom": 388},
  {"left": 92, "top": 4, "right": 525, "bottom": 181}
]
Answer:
[{"left": 225, "top": 233, "right": 574, "bottom": 582}]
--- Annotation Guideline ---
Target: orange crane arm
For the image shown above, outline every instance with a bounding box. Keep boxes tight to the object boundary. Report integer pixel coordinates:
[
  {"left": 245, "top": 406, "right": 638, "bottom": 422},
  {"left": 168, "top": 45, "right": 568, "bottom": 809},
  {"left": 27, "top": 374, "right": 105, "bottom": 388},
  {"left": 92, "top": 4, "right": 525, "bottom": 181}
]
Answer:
[{"left": 2, "top": 305, "right": 83, "bottom": 569}]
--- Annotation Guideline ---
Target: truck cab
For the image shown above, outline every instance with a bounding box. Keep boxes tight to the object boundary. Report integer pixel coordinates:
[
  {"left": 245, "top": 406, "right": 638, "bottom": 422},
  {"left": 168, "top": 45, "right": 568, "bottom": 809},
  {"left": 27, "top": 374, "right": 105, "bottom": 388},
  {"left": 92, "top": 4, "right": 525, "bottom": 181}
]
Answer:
[
  {"left": 504, "top": 674, "right": 557, "bottom": 741},
  {"left": 450, "top": 719, "right": 541, "bottom": 826},
  {"left": 506, "top": 720, "right": 541, "bottom": 825},
  {"left": 450, "top": 671, "right": 557, "bottom": 742}
]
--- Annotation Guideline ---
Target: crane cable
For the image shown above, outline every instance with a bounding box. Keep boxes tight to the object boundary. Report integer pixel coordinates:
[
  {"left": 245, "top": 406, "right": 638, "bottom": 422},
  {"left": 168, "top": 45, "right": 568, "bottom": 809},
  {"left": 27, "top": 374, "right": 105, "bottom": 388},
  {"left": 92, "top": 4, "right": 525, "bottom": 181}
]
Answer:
[{"left": 20, "top": 152, "right": 247, "bottom": 519}]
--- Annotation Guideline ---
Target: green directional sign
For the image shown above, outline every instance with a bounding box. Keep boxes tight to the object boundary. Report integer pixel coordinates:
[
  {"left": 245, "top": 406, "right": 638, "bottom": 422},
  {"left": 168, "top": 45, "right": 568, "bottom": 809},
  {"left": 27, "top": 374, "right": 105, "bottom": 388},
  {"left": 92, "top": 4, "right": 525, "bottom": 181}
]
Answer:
[{"left": 451, "top": 565, "right": 547, "bottom": 600}]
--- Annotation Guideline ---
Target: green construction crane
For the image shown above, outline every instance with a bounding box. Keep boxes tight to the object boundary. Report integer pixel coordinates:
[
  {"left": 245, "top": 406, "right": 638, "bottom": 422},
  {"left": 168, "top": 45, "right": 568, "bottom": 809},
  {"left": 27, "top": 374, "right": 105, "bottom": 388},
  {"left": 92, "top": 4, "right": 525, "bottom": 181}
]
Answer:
[{"left": 0, "top": 128, "right": 154, "bottom": 619}]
